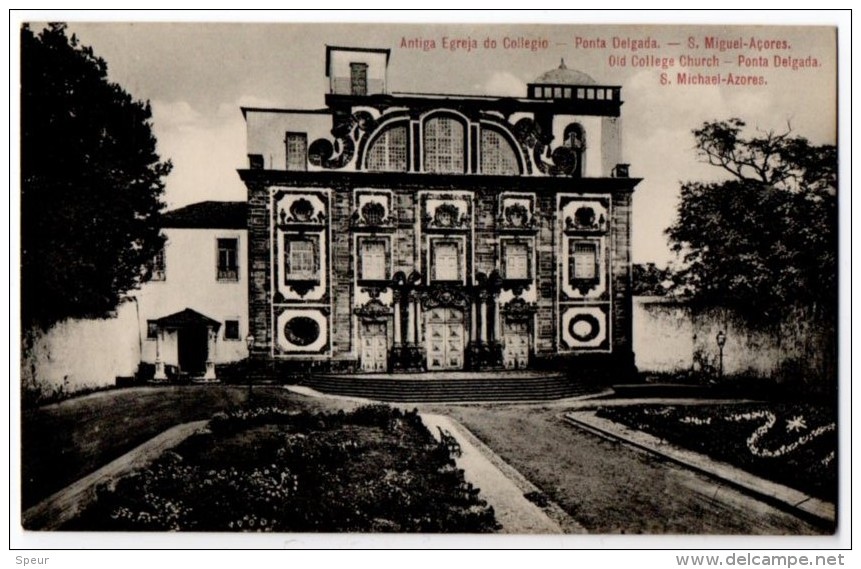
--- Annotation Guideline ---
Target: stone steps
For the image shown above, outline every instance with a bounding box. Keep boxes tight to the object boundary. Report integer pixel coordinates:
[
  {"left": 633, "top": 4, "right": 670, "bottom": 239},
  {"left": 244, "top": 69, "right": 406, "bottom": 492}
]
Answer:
[{"left": 304, "top": 373, "right": 603, "bottom": 402}]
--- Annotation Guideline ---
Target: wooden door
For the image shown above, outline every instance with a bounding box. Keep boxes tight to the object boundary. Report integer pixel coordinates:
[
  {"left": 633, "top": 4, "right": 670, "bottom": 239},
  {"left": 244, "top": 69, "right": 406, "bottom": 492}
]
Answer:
[
  {"left": 360, "top": 322, "right": 388, "bottom": 372},
  {"left": 426, "top": 308, "right": 464, "bottom": 370},
  {"left": 503, "top": 321, "right": 530, "bottom": 370}
]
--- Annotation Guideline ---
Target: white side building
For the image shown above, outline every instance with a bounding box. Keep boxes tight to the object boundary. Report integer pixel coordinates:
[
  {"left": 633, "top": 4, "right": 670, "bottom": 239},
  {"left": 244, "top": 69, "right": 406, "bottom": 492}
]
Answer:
[{"left": 136, "top": 201, "right": 249, "bottom": 381}]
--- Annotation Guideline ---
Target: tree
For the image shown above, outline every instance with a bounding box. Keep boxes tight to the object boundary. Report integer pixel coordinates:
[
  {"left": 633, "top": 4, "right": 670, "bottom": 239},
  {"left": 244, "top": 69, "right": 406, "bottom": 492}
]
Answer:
[
  {"left": 666, "top": 119, "right": 837, "bottom": 324},
  {"left": 21, "top": 23, "right": 171, "bottom": 328},
  {"left": 631, "top": 263, "right": 675, "bottom": 296}
]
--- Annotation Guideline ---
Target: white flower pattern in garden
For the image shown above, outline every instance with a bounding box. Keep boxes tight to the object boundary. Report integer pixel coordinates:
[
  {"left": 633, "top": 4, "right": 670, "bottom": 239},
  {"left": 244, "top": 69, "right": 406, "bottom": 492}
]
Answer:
[
  {"left": 680, "top": 416, "right": 712, "bottom": 426},
  {"left": 724, "top": 411, "right": 836, "bottom": 458},
  {"left": 786, "top": 416, "right": 808, "bottom": 433}
]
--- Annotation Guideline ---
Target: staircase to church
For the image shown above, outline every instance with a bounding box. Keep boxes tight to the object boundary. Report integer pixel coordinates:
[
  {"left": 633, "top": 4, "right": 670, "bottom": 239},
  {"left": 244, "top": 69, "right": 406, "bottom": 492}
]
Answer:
[{"left": 304, "top": 371, "right": 604, "bottom": 402}]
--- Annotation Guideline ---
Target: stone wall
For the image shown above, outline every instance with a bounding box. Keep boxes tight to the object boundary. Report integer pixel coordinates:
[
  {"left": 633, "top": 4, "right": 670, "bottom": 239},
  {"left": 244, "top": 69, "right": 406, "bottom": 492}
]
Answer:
[
  {"left": 21, "top": 300, "right": 141, "bottom": 393},
  {"left": 633, "top": 296, "right": 837, "bottom": 383}
]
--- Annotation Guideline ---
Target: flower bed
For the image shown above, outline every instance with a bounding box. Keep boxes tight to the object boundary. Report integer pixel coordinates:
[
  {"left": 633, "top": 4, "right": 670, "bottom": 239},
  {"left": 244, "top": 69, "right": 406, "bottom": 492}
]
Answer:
[
  {"left": 65, "top": 405, "right": 499, "bottom": 532},
  {"left": 595, "top": 403, "right": 837, "bottom": 502}
]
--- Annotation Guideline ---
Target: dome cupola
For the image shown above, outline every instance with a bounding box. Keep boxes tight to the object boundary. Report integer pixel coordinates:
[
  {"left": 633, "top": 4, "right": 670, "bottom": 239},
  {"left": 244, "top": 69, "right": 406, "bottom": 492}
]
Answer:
[{"left": 533, "top": 59, "right": 597, "bottom": 86}]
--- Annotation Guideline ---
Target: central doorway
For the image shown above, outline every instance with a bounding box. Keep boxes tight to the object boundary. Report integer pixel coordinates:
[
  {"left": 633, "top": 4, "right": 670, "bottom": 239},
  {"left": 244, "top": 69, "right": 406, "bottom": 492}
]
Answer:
[
  {"left": 178, "top": 325, "right": 208, "bottom": 376},
  {"left": 426, "top": 308, "right": 465, "bottom": 370}
]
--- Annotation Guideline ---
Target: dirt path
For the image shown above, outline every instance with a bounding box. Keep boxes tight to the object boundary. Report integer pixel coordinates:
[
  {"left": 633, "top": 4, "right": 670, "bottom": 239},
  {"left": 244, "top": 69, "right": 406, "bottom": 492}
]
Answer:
[{"left": 426, "top": 403, "right": 826, "bottom": 535}]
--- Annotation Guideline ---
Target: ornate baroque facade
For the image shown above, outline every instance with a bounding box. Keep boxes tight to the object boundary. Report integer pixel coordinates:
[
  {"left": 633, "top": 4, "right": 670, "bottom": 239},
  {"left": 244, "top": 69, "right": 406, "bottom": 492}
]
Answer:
[{"left": 239, "top": 46, "right": 640, "bottom": 374}]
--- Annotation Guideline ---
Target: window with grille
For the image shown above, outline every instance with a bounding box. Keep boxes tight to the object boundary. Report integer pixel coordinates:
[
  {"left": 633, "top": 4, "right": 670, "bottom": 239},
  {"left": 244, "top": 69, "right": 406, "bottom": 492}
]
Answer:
[
  {"left": 481, "top": 129, "right": 519, "bottom": 175},
  {"left": 570, "top": 241, "right": 598, "bottom": 280},
  {"left": 504, "top": 242, "right": 530, "bottom": 280},
  {"left": 359, "top": 239, "right": 388, "bottom": 281},
  {"left": 284, "top": 237, "right": 318, "bottom": 281},
  {"left": 366, "top": 125, "right": 408, "bottom": 172},
  {"left": 423, "top": 117, "right": 465, "bottom": 173},
  {"left": 146, "top": 320, "right": 158, "bottom": 340},
  {"left": 285, "top": 132, "right": 307, "bottom": 171},
  {"left": 217, "top": 238, "right": 239, "bottom": 281},
  {"left": 432, "top": 241, "right": 461, "bottom": 281},
  {"left": 350, "top": 63, "right": 368, "bottom": 96}
]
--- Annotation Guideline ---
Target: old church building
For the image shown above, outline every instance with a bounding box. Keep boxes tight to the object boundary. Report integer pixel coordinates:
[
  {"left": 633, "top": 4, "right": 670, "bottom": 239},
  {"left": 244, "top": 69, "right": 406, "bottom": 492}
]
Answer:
[{"left": 239, "top": 46, "right": 639, "bottom": 376}]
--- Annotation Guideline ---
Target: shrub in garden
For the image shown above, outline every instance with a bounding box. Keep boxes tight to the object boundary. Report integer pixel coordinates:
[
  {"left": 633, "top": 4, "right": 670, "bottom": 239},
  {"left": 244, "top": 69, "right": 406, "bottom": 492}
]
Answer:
[{"left": 67, "top": 405, "right": 499, "bottom": 532}]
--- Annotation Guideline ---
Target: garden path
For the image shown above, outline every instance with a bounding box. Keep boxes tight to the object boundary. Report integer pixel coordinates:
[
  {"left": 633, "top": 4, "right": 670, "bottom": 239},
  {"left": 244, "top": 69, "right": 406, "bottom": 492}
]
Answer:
[{"left": 422, "top": 413, "right": 583, "bottom": 534}]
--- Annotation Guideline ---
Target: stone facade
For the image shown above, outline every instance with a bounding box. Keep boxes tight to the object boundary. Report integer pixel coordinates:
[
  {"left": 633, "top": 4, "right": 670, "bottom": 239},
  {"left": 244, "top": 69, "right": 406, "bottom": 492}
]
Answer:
[{"left": 240, "top": 47, "right": 639, "bottom": 375}]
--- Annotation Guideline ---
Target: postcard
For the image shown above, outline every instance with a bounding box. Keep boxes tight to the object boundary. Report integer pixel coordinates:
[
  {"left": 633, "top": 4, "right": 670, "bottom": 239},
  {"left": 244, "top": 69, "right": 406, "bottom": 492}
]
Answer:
[{"left": 13, "top": 17, "right": 845, "bottom": 552}]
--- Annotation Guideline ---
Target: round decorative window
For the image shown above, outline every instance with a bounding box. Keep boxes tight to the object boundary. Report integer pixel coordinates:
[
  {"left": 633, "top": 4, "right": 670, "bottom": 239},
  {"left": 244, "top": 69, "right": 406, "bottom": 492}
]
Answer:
[
  {"left": 568, "top": 313, "right": 600, "bottom": 342},
  {"left": 284, "top": 316, "right": 321, "bottom": 346}
]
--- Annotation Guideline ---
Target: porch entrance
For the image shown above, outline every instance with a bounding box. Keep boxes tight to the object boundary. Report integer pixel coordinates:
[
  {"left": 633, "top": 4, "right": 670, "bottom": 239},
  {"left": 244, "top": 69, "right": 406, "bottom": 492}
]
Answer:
[
  {"left": 360, "top": 321, "right": 388, "bottom": 372},
  {"left": 426, "top": 308, "right": 465, "bottom": 370}
]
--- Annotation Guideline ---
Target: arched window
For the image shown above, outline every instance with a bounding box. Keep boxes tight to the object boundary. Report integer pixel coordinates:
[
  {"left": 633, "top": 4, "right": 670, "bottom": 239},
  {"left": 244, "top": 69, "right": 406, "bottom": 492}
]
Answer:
[
  {"left": 480, "top": 128, "right": 520, "bottom": 175},
  {"left": 423, "top": 116, "right": 465, "bottom": 174},
  {"left": 366, "top": 124, "right": 408, "bottom": 172}
]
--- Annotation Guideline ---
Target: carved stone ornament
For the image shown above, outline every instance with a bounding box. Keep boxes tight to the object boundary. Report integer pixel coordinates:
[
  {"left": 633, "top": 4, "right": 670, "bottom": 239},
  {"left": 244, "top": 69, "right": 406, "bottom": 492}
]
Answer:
[
  {"left": 354, "top": 298, "right": 393, "bottom": 322},
  {"left": 420, "top": 286, "right": 471, "bottom": 310},
  {"left": 502, "top": 297, "right": 537, "bottom": 323},
  {"left": 308, "top": 111, "right": 376, "bottom": 169},
  {"left": 512, "top": 117, "right": 578, "bottom": 177},
  {"left": 427, "top": 202, "right": 467, "bottom": 229},
  {"left": 565, "top": 207, "right": 606, "bottom": 232},
  {"left": 504, "top": 203, "right": 529, "bottom": 227},
  {"left": 285, "top": 280, "right": 320, "bottom": 298},
  {"left": 278, "top": 198, "right": 327, "bottom": 226}
]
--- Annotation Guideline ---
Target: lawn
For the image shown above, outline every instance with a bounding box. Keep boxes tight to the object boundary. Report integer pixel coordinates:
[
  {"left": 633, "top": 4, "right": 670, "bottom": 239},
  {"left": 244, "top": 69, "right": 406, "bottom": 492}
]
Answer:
[
  {"left": 21, "top": 385, "right": 359, "bottom": 509},
  {"left": 595, "top": 403, "right": 837, "bottom": 502},
  {"left": 63, "top": 405, "right": 499, "bottom": 532}
]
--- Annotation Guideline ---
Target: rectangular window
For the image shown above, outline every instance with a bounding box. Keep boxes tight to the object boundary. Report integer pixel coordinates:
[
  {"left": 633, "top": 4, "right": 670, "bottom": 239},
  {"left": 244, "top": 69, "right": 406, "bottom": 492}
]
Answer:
[
  {"left": 570, "top": 242, "right": 598, "bottom": 280},
  {"left": 284, "top": 236, "right": 318, "bottom": 281},
  {"left": 350, "top": 62, "right": 368, "bottom": 96},
  {"left": 217, "top": 238, "right": 239, "bottom": 281},
  {"left": 285, "top": 132, "right": 307, "bottom": 171},
  {"left": 248, "top": 154, "right": 264, "bottom": 169},
  {"left": 359, "top": 239, "right": 388, "bottom": 281},
  {"left": 146, "top": 320, "right": 159, "bottom": 340},
  {"left": 148, "top": 246, "right": 166, "bottom": 281},
  {"left": 504, "top": 242, "right": 530, "bottom": 280},
  {"left": 224, "top": 320, "right": 240, "bottom": 340},
  {"left": 432, "top": 241, "right": 461, "bottom": 282}
]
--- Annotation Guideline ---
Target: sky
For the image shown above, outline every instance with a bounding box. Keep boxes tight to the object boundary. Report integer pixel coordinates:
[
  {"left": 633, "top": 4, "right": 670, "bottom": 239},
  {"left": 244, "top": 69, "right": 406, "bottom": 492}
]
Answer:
[{"left": 50, "top": 20, "right": 838, "bottom": 266}]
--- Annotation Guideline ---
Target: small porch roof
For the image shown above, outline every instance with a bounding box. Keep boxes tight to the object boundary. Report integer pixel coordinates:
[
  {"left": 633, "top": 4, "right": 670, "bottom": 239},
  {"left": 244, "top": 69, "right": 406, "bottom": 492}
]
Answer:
[{"left": 154, "top": 308, "right": 221, "bottom": 330}]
